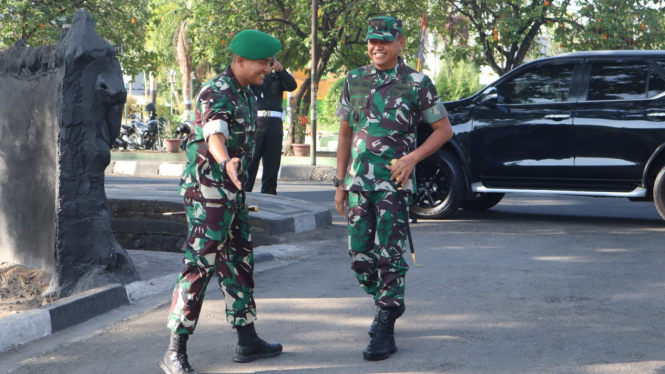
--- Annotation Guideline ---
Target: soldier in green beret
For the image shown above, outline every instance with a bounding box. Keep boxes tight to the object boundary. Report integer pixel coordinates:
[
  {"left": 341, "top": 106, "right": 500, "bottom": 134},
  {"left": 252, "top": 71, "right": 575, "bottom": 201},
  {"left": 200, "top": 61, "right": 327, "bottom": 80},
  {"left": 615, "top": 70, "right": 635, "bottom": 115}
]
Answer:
[
  {"left": 334, "top": 16, "right": 453, "bottom": 361},
  {"left": 159, "top": 29, "right": 283, "bottom": 374}
]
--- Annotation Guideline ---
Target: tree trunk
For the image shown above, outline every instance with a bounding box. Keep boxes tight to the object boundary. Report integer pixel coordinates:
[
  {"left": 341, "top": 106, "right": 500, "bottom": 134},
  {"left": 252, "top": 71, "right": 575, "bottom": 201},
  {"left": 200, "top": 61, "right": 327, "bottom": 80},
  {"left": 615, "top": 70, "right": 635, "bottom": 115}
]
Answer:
[
  {"left": 283, "top": 41, "right": 336, "bottom": 155},
  {"left": 175, "top": 21, "right": 192, "bottom": 118},
  {"left": 166, "top": 68, "right": 181, "bottom": 108},
  {"left": 284, "top": 78, "right": 311, "bottom": 156}
]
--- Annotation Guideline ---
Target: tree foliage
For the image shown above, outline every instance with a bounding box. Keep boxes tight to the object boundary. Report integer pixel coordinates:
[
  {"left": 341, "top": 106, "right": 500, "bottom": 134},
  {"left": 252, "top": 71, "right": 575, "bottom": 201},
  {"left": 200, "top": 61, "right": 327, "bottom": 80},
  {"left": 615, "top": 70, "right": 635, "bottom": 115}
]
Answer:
[
  {"left": 434, "top": 61, "right": 484, "bottom": 102},
  {"left": 0, "top": 0, "right": 154, "bottom": 75},
  {"left": 431, "top": 0, "right": 665, "bottom": 77},
  {"left": 432, "top": 0, "right": 576, "bottom": 76},
  {"left": 187, "top": 0, "right": 426, "bottom": 150},
  {"left": 553, "top": 0, "right": 665, "bottom": 51},
  {"left": 318, "top": 76, "right": 345, "bottom": 130}
]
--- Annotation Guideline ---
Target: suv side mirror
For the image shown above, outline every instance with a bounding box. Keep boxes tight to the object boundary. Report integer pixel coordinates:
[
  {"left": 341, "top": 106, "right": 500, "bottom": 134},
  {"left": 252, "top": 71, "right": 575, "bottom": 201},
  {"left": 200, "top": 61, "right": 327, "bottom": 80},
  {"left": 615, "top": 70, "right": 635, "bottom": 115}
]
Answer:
[{"left": 479, "top": 87, "right": 498, "bottom": 106}]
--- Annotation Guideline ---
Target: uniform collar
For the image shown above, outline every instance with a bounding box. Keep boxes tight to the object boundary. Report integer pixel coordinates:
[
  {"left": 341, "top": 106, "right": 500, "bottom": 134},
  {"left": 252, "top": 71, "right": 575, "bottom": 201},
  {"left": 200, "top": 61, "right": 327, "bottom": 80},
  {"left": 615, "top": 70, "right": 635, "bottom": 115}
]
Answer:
[
  {"left": 370, "top": 56, "right": 405, "bottom": 80},
  {"left": 223, "top": 65, "right": 250, "bottom": 94}
]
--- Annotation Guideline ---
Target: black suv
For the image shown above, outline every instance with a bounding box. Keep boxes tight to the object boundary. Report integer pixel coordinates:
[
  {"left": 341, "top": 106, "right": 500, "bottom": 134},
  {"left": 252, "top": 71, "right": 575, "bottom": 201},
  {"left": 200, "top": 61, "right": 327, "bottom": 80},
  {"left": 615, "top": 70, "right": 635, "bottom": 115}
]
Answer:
[{"left": 413, "top": 50, "right": 665, "bottom": 221}]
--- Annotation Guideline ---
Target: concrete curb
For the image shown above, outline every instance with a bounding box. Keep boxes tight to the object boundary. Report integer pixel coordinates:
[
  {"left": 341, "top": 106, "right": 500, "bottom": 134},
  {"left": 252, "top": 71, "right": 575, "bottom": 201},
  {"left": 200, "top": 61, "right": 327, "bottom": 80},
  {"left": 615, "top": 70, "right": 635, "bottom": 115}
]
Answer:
[
  {"left": 106, "top": 161, "right": 336, "bottom": 181},
  {"left": 0, "top": 244, "right": 289, "bottom": 353}
]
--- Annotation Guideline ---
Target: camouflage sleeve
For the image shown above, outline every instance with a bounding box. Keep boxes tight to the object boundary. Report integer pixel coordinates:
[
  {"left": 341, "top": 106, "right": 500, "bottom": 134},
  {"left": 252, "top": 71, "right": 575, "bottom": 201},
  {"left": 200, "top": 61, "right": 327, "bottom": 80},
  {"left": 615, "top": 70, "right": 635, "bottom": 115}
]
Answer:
[
  {"left": 198, "top": 88, "right": 232, "bottom": 141},
  {"left": 334, "top": 75, "right": 351, "bottom": 121},
  {"left": 417, "top": 75, "right": 448, "bottom": 124}
]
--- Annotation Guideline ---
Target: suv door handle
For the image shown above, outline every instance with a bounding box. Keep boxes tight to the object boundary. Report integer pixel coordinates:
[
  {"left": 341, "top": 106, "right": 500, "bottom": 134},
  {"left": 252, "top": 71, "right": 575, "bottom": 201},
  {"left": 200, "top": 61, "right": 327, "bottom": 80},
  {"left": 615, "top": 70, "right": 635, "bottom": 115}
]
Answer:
[
  {"left": 544, "top": 114, "right": 571, "bottom": 120},
  {"left": 647, "top": 112, "right": 665, "bottom": 118}
]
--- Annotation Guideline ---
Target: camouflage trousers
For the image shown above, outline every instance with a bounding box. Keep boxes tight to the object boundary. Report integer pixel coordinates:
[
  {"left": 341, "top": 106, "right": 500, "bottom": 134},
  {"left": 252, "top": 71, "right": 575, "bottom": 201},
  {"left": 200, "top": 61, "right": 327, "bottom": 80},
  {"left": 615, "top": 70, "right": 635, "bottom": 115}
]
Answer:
[
  {"left": 347, "top": 190, "right": 411, "bottom": 307},
  {"left": 167, "top": 196, "right": 256, "bottom": 335}
]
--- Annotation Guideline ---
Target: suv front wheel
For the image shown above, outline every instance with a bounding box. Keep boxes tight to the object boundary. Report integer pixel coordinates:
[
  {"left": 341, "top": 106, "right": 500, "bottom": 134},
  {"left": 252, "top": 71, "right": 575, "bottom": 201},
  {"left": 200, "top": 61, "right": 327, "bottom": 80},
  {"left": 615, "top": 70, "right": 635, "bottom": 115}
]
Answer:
[
  {"left": 653, "top": 166, "right": 665, "bottom": 220},
  {"left": 410, "top": 149, "right": 466, "bottom": 219}
]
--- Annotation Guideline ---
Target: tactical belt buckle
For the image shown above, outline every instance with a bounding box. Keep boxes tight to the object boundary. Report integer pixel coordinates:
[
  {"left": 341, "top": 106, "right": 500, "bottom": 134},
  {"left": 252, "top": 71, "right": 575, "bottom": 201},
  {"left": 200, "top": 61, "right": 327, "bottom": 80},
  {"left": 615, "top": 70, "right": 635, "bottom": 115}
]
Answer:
[{"left": 257, "top": 110, "right": 282, "bottom": 118}]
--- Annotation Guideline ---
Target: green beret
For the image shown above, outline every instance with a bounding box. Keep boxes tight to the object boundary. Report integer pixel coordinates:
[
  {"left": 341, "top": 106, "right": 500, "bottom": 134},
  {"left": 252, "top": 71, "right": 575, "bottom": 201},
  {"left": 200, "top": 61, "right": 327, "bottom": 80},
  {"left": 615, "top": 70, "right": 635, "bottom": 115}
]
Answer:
[{"left": 229, "top": 30, "right": 281, "bottom": 60}]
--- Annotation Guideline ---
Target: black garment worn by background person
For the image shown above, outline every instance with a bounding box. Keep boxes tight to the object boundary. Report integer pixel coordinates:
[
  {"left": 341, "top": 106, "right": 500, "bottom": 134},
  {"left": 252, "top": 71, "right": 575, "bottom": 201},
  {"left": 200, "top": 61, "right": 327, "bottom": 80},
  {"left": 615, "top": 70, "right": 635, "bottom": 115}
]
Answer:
[{"left": 245, "top": 69, "right": 297, "bottom": 194}]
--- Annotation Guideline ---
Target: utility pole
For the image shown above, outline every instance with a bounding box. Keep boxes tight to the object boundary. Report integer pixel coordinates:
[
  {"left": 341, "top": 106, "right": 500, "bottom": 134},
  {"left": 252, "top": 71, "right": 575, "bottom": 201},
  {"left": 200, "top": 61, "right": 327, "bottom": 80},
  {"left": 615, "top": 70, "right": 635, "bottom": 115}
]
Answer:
[{"left": 310, "top": 0, "right": 318, "bottom": 165}]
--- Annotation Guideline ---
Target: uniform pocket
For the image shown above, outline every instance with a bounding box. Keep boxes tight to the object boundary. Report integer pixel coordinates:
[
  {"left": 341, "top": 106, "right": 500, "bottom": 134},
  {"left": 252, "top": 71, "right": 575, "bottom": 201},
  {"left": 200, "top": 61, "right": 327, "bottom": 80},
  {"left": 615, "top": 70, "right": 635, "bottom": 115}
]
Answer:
[
  {"left": 380, "top": 99, "right": 412, "bottom": 131},
  {"left": 349, "top": 95, "right": 369, "bottom": 129}
]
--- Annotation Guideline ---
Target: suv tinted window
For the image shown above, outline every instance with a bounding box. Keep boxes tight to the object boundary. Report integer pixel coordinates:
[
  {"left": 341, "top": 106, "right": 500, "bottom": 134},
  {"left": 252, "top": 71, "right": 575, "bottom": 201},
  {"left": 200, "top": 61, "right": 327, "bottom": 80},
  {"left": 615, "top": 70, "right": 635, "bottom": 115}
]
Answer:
[
  {"left": 648, "top": 62, "right": 665, "bottom": 98},
  {"left": 587, "top": 63, "right": 648, "bottom": 101},
  {"left": 496, "top": 64, "right": 575, "bottom": 105},
  {"left": 648, "top": 71, "right": 665, "bottom": 98}
]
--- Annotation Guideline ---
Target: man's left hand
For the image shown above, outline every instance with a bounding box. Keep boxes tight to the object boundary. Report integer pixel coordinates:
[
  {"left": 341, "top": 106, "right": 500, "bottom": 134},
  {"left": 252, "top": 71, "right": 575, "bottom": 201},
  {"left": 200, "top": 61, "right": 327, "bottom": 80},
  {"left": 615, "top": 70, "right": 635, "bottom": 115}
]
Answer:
[
  {"left": 387, "top": 156, "right": 417, "bottom": 187},
  {"left": 272, "top": 60, "right": 284, "bottom": 72}
]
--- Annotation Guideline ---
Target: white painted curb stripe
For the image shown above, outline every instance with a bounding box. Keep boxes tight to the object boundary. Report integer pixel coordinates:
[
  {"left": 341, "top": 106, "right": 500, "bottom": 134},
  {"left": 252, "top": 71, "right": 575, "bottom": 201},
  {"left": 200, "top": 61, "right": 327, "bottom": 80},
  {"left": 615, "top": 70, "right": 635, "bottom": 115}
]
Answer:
[
  {"left": 125, "top": 273, "right": 178, "bottom": 303},
  {"left": 158, "top": 163, "right": 185, "bottom": 177},
  {"left": 0, "top": 309, "right": 51, "bottom": 352},
  {"left": 113, "top": 161, "right": 138, "bottom": 175}
]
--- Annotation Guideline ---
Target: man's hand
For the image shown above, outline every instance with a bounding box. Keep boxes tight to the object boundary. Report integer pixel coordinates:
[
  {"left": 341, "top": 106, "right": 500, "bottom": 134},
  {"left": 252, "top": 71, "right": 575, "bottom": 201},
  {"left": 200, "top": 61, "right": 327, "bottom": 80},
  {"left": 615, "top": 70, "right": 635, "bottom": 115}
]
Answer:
[
  {"left": 225, "top": 157, "right": 243, "bottom": 190},
  {"left": 335, "top": 186, "right": 349, "bottom": 217},
  {"left": 387, "top": 156, "right": 417, "bottom": 187},
  {"left": 272, "top": 60, "right": 284, "bottom": 72}
]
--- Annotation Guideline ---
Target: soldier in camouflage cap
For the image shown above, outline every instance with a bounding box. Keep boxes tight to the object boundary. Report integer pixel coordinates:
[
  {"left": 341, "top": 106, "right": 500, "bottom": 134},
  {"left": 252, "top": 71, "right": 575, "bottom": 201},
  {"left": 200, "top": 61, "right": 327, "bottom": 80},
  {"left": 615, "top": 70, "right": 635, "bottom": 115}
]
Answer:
[
  {"left": 334, "top": 16, "right": 453, "bottom": 361},
  {"left": 159, "top": 29, "right": 282, "bottom": 374}
]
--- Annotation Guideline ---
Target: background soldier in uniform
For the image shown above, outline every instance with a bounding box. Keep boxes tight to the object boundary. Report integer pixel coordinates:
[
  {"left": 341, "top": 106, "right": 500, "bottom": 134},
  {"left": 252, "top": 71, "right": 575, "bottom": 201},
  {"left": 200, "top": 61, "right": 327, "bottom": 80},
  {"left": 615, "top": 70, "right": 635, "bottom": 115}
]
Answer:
[
  {"left": 245, "top": 58, "right": 297, "bottom": 195},
  {"left": 334, "top": 16, "right": 453, "bottom": 361},
  {"left": 160, "top": 30, "right": 283, "bottom": 374}
]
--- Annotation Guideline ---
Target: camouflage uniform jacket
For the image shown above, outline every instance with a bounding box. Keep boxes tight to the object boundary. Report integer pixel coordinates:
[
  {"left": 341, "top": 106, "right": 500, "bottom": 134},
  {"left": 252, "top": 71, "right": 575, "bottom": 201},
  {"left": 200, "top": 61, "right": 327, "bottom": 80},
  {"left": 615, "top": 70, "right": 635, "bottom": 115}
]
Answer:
[
  {"left": 179, "top": 66, "right": 257, "bottom": 202},
  {"left": 335, "top": 57, "right": 448, "bottom": 193}
]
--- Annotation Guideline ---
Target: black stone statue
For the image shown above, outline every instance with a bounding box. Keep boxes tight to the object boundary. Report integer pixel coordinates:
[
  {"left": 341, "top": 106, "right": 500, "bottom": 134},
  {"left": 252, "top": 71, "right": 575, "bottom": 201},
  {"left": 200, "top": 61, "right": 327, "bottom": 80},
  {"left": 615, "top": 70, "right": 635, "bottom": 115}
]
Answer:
[{"left": 0, "top": 9, "right": 138, "bottom": 298}]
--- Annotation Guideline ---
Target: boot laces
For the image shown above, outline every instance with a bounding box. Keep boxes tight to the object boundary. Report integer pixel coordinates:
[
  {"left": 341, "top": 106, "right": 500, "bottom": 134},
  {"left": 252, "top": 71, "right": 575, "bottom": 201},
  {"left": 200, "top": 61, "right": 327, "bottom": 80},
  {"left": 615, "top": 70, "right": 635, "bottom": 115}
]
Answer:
[{"left": 173, "top": 336, "right": 193, "bottom": 370}]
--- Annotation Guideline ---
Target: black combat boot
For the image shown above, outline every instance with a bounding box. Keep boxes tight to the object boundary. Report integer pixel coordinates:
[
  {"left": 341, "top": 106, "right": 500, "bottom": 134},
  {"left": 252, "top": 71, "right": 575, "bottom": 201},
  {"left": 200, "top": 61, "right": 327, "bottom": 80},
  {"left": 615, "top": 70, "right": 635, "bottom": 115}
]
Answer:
[
  {"left": 233, "top": 323, "right": 283, "bottom": 363},
  {"left": 368, "top": 304, "right": 405, "bottom": 338},
  {"left": 159, "top": 333, "right": 197, "bottom": 374},
  {"left": 363, "top": 307, "right": 401, "bottom": 361}
]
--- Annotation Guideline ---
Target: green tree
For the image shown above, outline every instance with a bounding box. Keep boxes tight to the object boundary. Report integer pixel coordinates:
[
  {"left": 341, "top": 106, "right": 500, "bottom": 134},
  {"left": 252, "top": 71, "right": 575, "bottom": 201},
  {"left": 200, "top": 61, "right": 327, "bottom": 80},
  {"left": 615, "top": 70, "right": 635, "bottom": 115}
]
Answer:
[
  {"left": 432, "top": 0, "right": 577, "bottom": 76},
  {"left": 0, "top": 0, "right": 153, "bottom": 75},
  {"left": 147, "top": 0, "right": 198, "bottom": 119},
  {"left": 553, "top": 0, "right": 665, "bottom": 51},
  {"left": 145, "top": 2, "right": 181, "bottom": 112},
  {"left": 434, "top": 61, "right": 483, "bottom": 102},
  {"left": 318, "top": 77, "right": 345, "bottom": 130},
  {"left": 187, "top": 0, "right": 425, "bottom": 153}
]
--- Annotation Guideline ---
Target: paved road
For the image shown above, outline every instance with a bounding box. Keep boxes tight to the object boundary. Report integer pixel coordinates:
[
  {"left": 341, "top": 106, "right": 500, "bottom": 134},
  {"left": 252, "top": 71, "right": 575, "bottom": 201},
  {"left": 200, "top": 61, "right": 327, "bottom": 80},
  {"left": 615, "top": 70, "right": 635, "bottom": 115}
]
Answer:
[{"left": 4, "top": 178, "right": 665, "bottom": 373}]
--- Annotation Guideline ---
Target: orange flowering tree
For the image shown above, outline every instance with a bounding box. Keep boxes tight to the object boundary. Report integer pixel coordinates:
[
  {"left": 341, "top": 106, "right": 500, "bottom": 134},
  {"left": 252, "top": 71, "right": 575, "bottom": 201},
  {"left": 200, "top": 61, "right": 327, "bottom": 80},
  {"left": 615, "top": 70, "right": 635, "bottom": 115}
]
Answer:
[
  {"left": 0, "top": 0, "right": 153, "bottom": 76},
  {"left": 554, "top": 0, "right": 665, "bottom": 51},
  {"left": 431, "top": 0, "right": 576, "bottom": 76}
]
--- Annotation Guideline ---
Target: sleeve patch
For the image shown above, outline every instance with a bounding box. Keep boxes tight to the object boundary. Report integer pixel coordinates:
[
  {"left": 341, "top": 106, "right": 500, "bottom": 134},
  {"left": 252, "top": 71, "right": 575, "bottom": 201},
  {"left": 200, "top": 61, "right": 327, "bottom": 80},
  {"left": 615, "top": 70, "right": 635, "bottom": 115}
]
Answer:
[
  {"left": 203, "top": 119, "right": 230, "bottom": 142},
  {"left": 421, "top": 102, "right": 448, "bottom": 124}
]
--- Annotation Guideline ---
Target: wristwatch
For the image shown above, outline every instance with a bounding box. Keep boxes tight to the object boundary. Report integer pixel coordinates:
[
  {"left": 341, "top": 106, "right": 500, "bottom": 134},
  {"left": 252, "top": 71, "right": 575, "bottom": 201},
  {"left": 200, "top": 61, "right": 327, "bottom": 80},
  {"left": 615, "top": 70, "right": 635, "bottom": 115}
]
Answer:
[
  {"left": 220, "top": 159, "right": 231, "bottom": 177},
  {"left": 332, "top": 176, "right": 343, "bottom": 188}
]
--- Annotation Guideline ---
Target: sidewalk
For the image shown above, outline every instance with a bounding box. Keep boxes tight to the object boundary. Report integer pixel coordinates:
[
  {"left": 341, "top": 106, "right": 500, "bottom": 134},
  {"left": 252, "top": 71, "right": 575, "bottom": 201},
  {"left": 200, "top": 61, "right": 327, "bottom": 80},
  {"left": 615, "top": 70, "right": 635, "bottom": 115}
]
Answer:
[
  {"left": 1, "top": 162, "right": 336, "bottom": 352},
  {"left": 0, "top": 244, "right": 319, "bottom": 352},
  {"left": 105, "top": 159, "right": 337, "bottom": 182}
]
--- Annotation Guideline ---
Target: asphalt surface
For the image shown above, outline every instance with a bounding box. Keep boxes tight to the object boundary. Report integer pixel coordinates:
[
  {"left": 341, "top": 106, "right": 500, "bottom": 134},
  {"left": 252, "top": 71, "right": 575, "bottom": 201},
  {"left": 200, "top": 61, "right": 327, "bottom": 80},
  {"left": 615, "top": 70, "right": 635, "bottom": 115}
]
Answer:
[{"left": 4, "top": 178, "right": 665, "bottom": 374}]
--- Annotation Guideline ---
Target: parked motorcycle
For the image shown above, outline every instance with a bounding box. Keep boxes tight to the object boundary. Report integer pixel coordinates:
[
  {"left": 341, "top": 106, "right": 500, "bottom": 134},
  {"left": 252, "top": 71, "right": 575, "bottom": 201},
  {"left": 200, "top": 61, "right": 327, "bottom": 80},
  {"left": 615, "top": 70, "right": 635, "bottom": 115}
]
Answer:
[
  {"left": 112, "top": 124, "right": 133, "bottom": 150},
  {"left": 175, "top": 120, "right": 192, "bottom": 151},
  {"left": 119, "top": 104, "right": 165, "bottom": 150}
]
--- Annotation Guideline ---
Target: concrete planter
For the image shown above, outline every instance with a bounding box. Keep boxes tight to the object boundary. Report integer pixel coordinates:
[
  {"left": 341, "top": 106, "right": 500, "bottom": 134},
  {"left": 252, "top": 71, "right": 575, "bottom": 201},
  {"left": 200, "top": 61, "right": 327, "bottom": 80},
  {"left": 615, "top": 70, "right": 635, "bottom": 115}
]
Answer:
[
  {"left": 292, "top": 143, "right": 310, "bottom": 157},
  {"left": 164, "top": 139, "right": 181, "bottom": 153}
]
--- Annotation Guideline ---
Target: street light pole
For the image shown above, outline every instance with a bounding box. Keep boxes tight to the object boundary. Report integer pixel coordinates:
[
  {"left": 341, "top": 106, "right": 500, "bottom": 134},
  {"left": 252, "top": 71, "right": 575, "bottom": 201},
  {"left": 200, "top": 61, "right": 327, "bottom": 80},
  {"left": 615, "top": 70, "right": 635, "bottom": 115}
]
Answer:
[{"left": 310, "top": 0, "right": 318, "bottom": 165}]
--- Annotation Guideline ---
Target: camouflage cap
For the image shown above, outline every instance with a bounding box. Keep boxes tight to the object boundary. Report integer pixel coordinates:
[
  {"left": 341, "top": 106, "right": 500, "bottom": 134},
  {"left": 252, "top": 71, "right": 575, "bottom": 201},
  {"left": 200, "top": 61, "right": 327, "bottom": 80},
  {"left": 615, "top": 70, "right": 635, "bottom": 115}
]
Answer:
[
  {"left": 229, "top": 29, "right": 281, "bottom": 60},
  {"left": 365, "top": 16, "right": 403, "bottom": 42}
]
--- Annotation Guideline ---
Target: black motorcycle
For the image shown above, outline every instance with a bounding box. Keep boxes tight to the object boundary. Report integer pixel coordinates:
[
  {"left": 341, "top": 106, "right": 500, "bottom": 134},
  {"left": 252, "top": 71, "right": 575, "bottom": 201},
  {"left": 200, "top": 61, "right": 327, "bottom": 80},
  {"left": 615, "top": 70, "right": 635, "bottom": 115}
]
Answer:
[
  {"left": 112, "top": 123, "right": 133, "bottom": 150},
  {"left": 122, "top": 103, "right": 165, "bottom": 150},
  {"left": 175, "top": 120, "right": 192, "bottom": 151}
]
